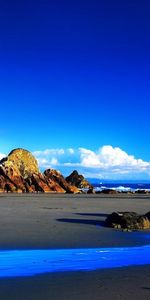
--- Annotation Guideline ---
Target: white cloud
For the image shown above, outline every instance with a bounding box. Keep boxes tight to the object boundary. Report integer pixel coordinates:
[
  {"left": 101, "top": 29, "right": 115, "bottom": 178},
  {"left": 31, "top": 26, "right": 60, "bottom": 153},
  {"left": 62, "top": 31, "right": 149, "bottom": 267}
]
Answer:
[
  {"left": 32, "top": 146, "right": 150, "bottom": 179},
  {"left": 67, "top": 148, "right": 75, "bottom": 154},
  {"left": 79, "top": 148, "right": 103, "bottom": 167},
  {"left": 0, "top": 153, "right": 6, "bottom": 160},
  {"left": 50, "top": 158, "right": 59, "bottom": 165},
  {"left": 79, "top": 146, "right": 150, "bottom": 171},
  {"left": 36, "top": 158, "right": 50, "bottom": 169},
  {"left": 33, "top": 149, "right": 64, "bottom": 156}
]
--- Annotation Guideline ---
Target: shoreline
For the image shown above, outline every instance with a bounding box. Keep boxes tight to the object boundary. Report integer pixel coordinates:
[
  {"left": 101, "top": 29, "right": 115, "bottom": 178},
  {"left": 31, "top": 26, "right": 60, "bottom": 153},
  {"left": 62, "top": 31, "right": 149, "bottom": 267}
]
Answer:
[{"left": 0, "top": 194, "right": 150, "bottom": 299}]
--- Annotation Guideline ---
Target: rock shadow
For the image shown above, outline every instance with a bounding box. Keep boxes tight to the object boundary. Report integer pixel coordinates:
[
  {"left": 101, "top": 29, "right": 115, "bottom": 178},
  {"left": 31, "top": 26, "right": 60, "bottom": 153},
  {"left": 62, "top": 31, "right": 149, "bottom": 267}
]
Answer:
[
  {"left": 57, "top": 218, "right": 106, "bottom": 227},
  {"left": 75, "top": 213, "right": 108, "bottom": 218}
]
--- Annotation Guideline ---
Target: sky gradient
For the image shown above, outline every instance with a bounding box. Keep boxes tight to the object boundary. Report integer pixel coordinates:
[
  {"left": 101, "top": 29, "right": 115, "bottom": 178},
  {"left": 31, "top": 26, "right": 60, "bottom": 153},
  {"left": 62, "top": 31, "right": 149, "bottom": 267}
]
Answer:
[{"left": 0, "top": 0, "right": 150, "bottom": 179}]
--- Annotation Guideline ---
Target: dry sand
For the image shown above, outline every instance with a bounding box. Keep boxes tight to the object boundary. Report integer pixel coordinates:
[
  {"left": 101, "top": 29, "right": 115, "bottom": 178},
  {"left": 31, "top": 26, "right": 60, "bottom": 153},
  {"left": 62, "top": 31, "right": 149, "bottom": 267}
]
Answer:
[{"left": 0, "top": 193, "right": 150, "bottom": 299}]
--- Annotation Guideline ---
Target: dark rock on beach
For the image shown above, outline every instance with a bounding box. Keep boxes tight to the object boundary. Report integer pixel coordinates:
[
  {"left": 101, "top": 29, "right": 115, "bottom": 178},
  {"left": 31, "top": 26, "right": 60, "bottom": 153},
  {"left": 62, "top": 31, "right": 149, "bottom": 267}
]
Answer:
[
  {"left": 66, "top": 170, "right": 93, "bottom": 189},
  {"left": 135, "top": 189, "right": 149, "bottom": 194},
  {"left": 105, "top": 211, "right": 150, "bottom": 230},
  {"left": 87, "top": 188, "right": 95, "bottom": 194},
  {"left": 96, "top": 189, "right": 119, "bottom": 194}
]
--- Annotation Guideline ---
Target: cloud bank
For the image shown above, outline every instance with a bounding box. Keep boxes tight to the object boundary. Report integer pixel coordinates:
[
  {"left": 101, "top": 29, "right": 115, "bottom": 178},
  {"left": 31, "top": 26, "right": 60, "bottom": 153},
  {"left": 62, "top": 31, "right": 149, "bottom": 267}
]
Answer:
[{"left": 33, "top": 146, "right": 150, "bottom": 179}]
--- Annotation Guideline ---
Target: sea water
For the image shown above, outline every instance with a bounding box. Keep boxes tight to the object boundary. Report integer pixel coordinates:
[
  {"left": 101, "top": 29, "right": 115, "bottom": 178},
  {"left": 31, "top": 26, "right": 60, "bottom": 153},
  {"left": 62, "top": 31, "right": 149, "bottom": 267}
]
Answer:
[
  {"left": 93, "top": 182, "right": 150, "bottom": 192},
  {"left": 0, "top": 245, "right": 150, "bottom": 278}
]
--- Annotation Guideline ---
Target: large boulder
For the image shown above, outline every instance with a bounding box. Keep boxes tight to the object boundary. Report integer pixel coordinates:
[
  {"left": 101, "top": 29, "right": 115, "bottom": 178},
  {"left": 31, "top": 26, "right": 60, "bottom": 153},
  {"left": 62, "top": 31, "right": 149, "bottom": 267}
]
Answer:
[
  {"left": 105, "top": 211, "right": 150, "bottom": 230},
  {"left": 66, "top": 170, "right": 92, "bottom": 189},
  {"left": 0, "top": 148, "right": 41, "bottom": 193},
  {"left": 0, "top": 148, "right": 39, "bottom": 178}
]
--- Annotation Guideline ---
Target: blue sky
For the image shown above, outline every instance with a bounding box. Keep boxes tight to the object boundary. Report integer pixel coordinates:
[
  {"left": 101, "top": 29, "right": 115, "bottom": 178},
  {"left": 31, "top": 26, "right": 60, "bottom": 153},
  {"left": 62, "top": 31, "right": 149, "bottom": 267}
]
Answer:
[{"left": 0, "top": 0, "right": 150, "bottom": 179}]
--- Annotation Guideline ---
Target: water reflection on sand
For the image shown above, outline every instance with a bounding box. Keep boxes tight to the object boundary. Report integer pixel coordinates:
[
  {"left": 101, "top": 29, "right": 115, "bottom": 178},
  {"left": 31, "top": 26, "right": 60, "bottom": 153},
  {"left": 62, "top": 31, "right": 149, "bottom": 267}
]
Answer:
[{"left": 0, "top": 244, "right": 150, "bottom": 278}]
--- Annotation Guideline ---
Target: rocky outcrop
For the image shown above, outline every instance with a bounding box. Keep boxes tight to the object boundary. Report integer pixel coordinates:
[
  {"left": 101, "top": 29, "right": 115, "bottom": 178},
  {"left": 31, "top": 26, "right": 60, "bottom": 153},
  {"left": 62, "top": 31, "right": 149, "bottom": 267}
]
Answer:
[
  {"left": 66, "top": 170, "right": 93, "bottom": 189},
  {"left": 0, "top": 148, "right": 81, "bottom": 193},
  {"left": 44, "top": 169, "right": 80, "bottom": 193},
  {"left": 0, "top": 148, "right": 39, "bottom": 178},
  {"left": 105, "top": 211, "right": 150, "bottom": 230},
  {"left": 0, "top": 149, "right": 39, "bottom": 193}
]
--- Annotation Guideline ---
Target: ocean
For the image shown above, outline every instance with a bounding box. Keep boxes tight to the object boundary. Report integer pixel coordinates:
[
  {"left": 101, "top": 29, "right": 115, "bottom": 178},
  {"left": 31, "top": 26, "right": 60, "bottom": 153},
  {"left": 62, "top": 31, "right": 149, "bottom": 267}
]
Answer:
[{"left": 92, "top": 182, "right": 150, "bottom": 192}]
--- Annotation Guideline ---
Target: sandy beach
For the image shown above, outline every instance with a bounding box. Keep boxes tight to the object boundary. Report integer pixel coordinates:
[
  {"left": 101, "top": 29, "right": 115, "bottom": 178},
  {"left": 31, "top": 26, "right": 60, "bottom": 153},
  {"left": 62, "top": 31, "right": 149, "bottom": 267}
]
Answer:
[{"left": 0, "top": 193, "right": 150, "bottom": 299}]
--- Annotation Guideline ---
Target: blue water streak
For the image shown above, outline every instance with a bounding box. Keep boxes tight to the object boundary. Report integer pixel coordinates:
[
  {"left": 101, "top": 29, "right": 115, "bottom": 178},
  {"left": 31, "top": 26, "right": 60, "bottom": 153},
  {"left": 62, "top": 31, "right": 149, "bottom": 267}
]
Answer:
[{"left": 0, "top": 246, "right": 150, "bottom": 278}]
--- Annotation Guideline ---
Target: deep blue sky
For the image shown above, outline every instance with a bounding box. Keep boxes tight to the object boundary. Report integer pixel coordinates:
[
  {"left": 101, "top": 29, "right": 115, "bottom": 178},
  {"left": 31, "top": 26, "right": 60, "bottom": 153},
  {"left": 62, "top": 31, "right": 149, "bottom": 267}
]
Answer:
[{"left": 0, "top": 0, "right": 150, "bottom": 166}]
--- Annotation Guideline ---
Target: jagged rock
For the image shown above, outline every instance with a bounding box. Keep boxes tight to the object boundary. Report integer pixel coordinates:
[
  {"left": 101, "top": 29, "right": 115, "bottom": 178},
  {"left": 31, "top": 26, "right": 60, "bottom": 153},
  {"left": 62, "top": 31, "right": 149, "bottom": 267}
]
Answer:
[
  {"left": 30, "top": 173, "right": 52, "bottom": 193},
  {"left": 105, "top": 211, "right": 150, "bottom": 230},
  {"left": 0, "top": 149, "right": 82, "bottom": 193},
  {"left": 0, "top": 170, "right": 17, "bottom": 192},
  {"left": 44, "top": 169, "right": 80, "bottom": 193},
  {"left": 66, "top": 170, "right": 92, "bottom": 189}
]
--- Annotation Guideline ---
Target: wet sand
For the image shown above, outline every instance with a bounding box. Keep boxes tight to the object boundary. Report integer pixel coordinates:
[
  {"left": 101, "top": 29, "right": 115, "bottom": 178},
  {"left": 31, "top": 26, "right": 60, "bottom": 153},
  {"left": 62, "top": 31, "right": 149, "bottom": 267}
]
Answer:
[{"left": 0, "top": 193, "right": 150, "bottom": 299}]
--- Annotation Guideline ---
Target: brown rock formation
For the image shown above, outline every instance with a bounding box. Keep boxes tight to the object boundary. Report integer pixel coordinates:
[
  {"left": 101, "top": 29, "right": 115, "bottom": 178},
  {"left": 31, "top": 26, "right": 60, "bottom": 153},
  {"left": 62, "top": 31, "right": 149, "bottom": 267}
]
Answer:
[
  {"left": 0, "top": 148, "right": 80, "bottom": 193},
  {"left": 0, "top": 148, "right": 40, "bottom": 193},
  {"left": 0, "top": 166, "right": 16, "bottom": 192},
  {"left": 66, "top": 170, "right": 92, "bottom": 189},
  {"left": 44, "top": 169, "right": 80, "bottom": 193},
  {"left": 0, "top": 148, "right": 39, "bottom": 177}
]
